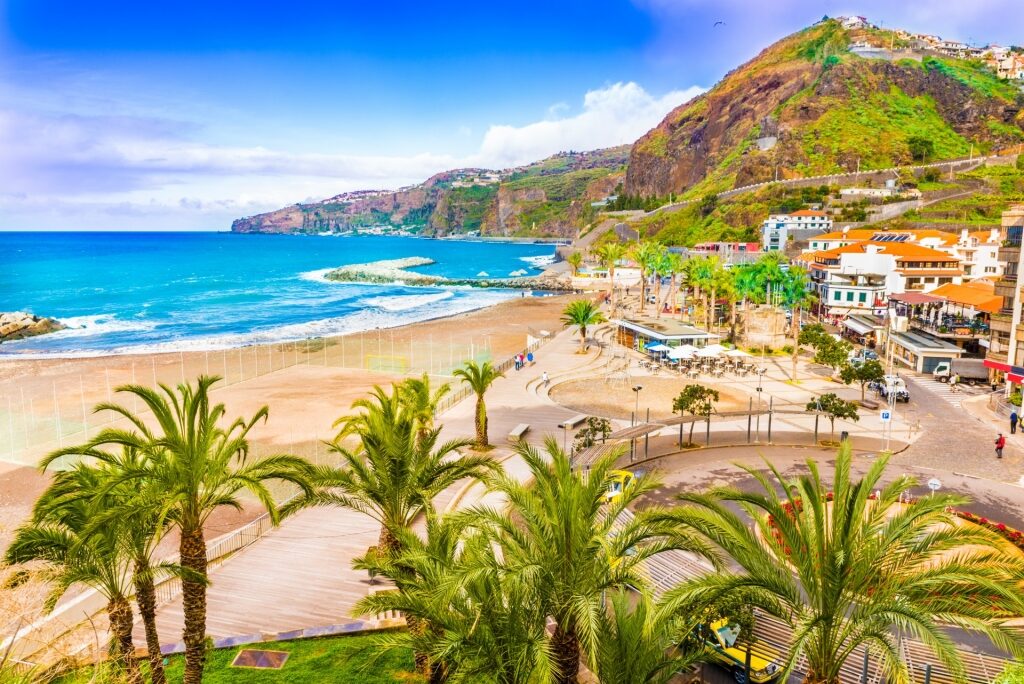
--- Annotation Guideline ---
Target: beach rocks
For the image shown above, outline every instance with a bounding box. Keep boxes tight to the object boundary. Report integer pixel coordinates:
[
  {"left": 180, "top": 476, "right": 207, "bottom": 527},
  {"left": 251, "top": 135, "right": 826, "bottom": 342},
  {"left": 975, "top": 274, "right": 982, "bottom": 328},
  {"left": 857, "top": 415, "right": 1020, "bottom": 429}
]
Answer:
[
  {"left": 0, "top": 312, "right": 66, "bottom": 344},
  {"left": 324, "top": 256, "right": 574, "bottom": 291}
]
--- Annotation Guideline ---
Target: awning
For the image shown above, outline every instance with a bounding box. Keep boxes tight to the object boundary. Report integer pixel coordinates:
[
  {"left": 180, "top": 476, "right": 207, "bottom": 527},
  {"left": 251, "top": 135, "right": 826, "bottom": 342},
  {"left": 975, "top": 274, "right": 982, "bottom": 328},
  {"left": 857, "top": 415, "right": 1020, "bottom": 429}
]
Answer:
[
  {"left": 647, "top": 344, "right": 671, "bottom": 352},
  {"left": 843, "top": 318, "right": 875, "bottom": 335},
  {"left": 984, "top": 359, "right": 1024, "bottom": 381},
  {"left": 889, "top": 292, "right": 942, "bottom": 305}
]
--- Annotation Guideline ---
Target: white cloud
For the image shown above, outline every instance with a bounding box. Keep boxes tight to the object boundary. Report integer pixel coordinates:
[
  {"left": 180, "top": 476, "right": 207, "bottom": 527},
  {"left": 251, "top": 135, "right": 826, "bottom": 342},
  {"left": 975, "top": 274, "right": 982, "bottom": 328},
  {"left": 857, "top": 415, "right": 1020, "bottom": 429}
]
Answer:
[
  {"left": 0, "top": 81, "right": 703, "bottom": 229},
  {"left": 475, "top": 82, "right": 704, "bottom": 168}
]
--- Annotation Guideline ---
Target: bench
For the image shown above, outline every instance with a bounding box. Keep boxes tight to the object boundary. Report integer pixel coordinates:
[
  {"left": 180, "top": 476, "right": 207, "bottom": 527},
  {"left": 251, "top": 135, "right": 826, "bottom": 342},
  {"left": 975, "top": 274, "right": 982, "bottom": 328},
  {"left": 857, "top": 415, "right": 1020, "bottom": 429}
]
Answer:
[
  {"left": 507, "top": 423, "right": 530, "bottom": 442},
  {"left": 560, "top": 414, "right": 589, "bottom": 430}
]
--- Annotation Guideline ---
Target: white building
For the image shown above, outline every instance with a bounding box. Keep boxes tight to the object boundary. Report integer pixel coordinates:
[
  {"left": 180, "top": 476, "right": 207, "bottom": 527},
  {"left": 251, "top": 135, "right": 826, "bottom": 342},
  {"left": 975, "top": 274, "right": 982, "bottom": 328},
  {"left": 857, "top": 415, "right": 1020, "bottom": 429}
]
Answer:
[
  {"left": 953, "top": 228, "right": 1002, "bottom": 280},
  {"left": 761, "top": 210, "right": 832, "bottom": 252}
]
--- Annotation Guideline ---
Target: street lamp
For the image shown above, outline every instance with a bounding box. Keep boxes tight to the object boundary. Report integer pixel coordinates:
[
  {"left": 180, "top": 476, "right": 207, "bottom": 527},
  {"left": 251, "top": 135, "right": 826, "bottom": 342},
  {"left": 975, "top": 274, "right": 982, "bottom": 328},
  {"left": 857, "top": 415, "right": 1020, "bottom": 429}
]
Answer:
[
  {"left": 632, "top": 385, "right": 643, "bottom": 425},
  {"left": 755, "top": 369, "right": 766, "bottom": 442}
]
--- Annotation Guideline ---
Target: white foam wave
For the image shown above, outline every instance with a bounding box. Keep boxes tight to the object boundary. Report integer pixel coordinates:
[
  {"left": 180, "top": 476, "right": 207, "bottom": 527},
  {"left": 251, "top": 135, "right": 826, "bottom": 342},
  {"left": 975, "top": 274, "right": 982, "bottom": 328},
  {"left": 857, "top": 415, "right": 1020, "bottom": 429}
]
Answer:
[
  {"left": 298, "top": 268, "right": 334, "bottom": 284},
  {"left": 519, "top": 253, "right": 556, "bottom": 269},
  {"left": 360, "top": 291, "right": 454, "bottom": 312},
  {"left": 53, "top": 314, "right": 157, "bottom": 338}
]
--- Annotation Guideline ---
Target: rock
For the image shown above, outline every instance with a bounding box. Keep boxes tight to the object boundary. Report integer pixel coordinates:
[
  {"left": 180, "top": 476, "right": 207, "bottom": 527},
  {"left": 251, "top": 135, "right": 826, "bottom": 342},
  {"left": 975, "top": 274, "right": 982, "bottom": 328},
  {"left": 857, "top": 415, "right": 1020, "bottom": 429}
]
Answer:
[{"left": 0, "top": 312, "right": 66, "bottom": 344}]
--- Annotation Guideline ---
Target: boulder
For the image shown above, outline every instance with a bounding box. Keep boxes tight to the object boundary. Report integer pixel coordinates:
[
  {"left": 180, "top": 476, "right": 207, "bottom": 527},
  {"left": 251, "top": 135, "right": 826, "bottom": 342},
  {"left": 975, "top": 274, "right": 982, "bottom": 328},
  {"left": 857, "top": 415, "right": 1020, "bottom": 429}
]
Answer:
[{"left": 0, "top": 312, "right": 66, "bottom": 343}]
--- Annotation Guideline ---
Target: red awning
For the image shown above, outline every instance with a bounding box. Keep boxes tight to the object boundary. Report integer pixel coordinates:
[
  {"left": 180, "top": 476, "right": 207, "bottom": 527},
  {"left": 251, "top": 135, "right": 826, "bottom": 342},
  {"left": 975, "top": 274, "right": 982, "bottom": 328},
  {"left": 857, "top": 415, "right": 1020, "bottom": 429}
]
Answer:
[{"left": 889, "top": 292, "right": 943, "bottom": 305}]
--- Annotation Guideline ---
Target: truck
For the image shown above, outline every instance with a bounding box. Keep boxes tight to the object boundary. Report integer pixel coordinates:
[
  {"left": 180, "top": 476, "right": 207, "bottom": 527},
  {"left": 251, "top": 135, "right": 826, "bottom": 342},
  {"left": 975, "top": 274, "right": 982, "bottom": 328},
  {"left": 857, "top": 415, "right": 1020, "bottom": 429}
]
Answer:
[
  {"left": 932, "top": 358, "right": 988, "bottom": 385},
  {"left": 694, "top": 619, "right": 782, "bottom": 683}
]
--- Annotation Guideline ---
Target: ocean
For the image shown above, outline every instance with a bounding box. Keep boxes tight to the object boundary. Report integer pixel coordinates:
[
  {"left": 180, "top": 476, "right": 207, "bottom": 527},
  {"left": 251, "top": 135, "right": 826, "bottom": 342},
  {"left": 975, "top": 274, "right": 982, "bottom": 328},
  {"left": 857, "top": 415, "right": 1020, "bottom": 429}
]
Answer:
[{"left": 0, "top": 232, "right": 557, "bottom": 357}]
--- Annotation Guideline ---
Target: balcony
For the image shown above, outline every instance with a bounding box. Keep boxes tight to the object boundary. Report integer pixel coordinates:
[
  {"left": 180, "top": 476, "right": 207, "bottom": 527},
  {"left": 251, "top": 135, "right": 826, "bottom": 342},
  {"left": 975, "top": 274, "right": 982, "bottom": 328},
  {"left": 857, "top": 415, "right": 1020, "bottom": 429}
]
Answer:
[{"left": 910, "top": 316, "right": 990, "bottom": 339}]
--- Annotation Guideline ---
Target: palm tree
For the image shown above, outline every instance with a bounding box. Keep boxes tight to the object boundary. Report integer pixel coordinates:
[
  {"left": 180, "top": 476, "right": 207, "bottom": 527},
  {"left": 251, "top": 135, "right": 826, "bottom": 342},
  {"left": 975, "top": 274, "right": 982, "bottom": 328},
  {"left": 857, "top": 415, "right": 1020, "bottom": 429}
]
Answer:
[
  {"left": 596, "top": 242, "right": 627, "bottom": 310},
  {"left": 356, "top": 514, "right": 552, "bottom": 684},
  {"left": 781, "top": 266, "right": 817, "bottom": 380},
  {"left": 472, "top": 438, "right": 717, "bottom": 684},
  {"left": 594, "top": 589, "right": 696, "bottom": 684},
  {"left": 37, "top": 447, "right": 175, "bottom": 684},
  {"left": 629, "top": 241, "right": 660, "bottom": 314},
  {"left": 732, "top": 264, "right": 761, "bottom": 342},
  {"left": 566, "top": 250, "right": 584, "bottom": 277},
  {"left": 6, "top": 465, "right": 142, "bottom": 684},
  {"left": 57, "top": 376, "right": 317, "bottom": 684},
  {"left": 397, "top": 373, "right": 451, "bottom": 446},
  {"left": 658, "top": 252, "right": 685, "bottom": 319},
  {"left": 666, "top": 445, "right": 1024, "bottom": 684},
  {"left": 561, "top": 298, "right": 607, "bottom": 353},
  {"left": 702, "top": 257, "right": 726, "bottom": 331},
  {"left": 453, "top": 360, "right": 503, "bottom": 448},
  {"left": 295, "top": 383, "right": 490, "bottom": 556}
]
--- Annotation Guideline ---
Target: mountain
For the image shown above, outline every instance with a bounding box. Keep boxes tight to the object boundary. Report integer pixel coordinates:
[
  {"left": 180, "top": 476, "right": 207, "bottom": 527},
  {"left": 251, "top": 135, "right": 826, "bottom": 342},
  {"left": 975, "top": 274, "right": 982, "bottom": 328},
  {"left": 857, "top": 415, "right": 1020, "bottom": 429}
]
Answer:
[
  {"left": 626, "top": 18, "right": 1024, "bottom": 199},
  {"left": 230, "top": 146, "right": 628, "bottom": 237}
]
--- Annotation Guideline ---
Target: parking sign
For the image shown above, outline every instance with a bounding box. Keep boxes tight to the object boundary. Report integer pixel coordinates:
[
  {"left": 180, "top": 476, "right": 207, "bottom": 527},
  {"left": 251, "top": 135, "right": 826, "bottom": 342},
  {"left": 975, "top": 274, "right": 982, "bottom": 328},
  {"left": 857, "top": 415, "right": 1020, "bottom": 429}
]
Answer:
[{"left": 880, "top": 409, "right": 892, "bottom": 422}]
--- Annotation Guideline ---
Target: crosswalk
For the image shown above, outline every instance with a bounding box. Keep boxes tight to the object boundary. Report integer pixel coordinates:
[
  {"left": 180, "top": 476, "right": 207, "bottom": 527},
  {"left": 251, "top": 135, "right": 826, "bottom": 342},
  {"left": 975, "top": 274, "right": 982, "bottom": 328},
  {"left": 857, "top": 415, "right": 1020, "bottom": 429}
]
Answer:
[{"left": 904, "top": 375, "right": 984, "bottom": 410}]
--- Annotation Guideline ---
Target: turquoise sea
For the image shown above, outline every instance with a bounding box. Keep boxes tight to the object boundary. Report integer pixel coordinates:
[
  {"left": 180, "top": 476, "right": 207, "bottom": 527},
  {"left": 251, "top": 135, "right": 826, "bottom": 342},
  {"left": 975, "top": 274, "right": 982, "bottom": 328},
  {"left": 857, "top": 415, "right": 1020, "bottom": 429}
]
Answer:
[{"left": 0, "top": 232, "right": 556, "bottom": 357}]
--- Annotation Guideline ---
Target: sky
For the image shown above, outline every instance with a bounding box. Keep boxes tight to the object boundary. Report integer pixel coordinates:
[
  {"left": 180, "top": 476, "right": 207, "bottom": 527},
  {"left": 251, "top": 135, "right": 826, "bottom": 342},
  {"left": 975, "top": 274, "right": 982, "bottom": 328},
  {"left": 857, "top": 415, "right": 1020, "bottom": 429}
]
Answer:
[{"left": 1, "top": 0, "right": 1022, "bottom": 231}]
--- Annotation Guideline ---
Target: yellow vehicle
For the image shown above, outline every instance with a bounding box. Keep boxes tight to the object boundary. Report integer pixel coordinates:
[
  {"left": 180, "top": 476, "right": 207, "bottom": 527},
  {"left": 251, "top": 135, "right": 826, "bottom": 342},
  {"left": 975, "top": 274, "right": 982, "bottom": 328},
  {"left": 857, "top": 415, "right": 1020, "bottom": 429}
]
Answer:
[
  {"left": 605, "top": 469, "right": 634, "bottom": 501},
  {"left": 697, "top": 618, "right": 782, "bottom": 683}
]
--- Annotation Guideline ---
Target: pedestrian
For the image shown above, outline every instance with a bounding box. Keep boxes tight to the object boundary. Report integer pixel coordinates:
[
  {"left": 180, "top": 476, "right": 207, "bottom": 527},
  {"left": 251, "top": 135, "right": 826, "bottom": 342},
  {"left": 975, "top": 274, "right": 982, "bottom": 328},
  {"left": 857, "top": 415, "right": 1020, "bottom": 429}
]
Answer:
[
  {"left": 950, "top": 373, "right": 959, "bottom": 393},
  {"left": 1012, "top": 410, "right": 1019, "bottom": 435},
  {"left": 542, "top": 371, "right": 549, "bottom": 387},
  {"left": 527, "top": 352, "right": 534, "bottom": 365},
  {"left": 995, "top": 433, "right": 1007, "bottom": 459}
]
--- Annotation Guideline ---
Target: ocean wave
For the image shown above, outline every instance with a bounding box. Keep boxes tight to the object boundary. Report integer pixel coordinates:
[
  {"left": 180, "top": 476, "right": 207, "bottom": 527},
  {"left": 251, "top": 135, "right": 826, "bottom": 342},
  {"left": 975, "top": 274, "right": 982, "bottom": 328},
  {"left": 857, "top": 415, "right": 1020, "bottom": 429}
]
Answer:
[
  {"left": 298, "top": 267, "right": 335, "bottom": 284},
  {"left": 519, "top": 253, "right": 556, "bottom": 269},
  {"left": 360, "top": 291, "right": 454, "bottom": 312},
  {"left": 53, "top": 314, "right": 157, "bottom": 338}
]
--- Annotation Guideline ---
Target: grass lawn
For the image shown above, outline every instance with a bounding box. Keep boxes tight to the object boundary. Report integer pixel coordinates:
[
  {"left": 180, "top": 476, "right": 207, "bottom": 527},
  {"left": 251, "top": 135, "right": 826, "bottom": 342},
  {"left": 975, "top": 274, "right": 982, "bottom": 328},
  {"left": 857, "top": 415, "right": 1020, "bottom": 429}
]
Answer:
[{"left": 58, "top": 633, "right": 419, "bottom": 684}]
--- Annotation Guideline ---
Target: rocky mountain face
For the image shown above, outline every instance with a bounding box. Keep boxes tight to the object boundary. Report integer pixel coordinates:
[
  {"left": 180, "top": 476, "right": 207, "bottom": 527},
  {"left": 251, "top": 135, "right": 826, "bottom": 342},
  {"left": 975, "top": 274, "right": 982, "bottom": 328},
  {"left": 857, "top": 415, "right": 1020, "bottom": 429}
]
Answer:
[
  {"left": 0, "top": 312, "right": 65, "bottom": 344},
  {"left": 231, "top": 147, "right": 629, "bottom": 238},
  {"left": 626, "top": 19, "right": 1024, "bottom": 198}
]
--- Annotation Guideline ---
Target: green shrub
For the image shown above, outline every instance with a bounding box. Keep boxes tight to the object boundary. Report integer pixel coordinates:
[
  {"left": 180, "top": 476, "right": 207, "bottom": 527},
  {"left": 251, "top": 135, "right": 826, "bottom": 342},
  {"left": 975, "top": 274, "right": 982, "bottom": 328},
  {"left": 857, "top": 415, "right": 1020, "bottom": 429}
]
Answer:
[{"left": 995, "top": 662, "right": 1024, "bottom": 684}]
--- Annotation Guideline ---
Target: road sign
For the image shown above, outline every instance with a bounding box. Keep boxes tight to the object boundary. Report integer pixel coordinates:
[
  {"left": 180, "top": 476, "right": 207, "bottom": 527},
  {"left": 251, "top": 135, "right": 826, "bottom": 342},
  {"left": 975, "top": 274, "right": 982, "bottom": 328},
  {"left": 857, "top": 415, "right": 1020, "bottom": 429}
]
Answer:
[
  {"left": 880, "top": 409, "right": 892, "bottom": 422},
  {"left": 927, "top": 477, "right": 942, "bottom": 492}
]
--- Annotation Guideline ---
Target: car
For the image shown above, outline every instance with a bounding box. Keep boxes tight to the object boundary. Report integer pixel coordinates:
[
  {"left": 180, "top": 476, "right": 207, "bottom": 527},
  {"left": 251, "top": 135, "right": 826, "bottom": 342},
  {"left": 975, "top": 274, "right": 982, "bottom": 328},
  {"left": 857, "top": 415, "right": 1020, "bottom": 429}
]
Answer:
[
  {"left": 871, "top": 375, "right": 910, "bottom": 403},
  {"left": 605, "top": 469, "right": 636, "bottom": 501},
  {"left": 695, "top": 618, "right": 782, "bottom": 683},
  {"left": 847, "top": 349, "right": 879, "bottom": 365}
]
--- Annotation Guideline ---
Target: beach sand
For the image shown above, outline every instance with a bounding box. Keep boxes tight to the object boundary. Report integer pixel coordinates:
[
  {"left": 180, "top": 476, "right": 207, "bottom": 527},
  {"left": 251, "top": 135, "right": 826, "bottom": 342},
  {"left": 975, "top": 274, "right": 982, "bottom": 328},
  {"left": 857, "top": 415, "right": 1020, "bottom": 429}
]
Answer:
[{"left": 0, "top": 294, "right": 574, "bottom": 644}]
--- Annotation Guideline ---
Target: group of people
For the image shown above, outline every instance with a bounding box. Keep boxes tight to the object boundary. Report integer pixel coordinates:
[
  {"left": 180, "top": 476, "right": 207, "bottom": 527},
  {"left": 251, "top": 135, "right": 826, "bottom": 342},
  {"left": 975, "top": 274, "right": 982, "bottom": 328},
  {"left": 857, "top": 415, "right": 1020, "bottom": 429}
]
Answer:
[{"left": 513, "top": 352, "right": 534, "bottom": 371}]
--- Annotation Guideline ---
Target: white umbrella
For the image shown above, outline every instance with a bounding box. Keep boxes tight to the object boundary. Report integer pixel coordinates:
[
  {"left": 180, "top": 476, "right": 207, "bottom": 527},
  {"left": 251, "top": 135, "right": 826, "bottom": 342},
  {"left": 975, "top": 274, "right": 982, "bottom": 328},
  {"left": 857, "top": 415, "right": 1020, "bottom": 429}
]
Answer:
[
  {"left": 703, "top": 343, "right": 727, "bottom": 354},
  {"left": 676, "top": 344, "right": 700, "bottom": 354},
  {"left": 668, "top": 346, "right": 695, "bottom": 360},
  {"left": 695, "top": 347, "right": 721, "bottom": 358},
  {"left": 725, "top": 349, "right": 752, "bottom": 358},
  {"left": 647, "top": 343, "right": 671, "bottom": 352}
]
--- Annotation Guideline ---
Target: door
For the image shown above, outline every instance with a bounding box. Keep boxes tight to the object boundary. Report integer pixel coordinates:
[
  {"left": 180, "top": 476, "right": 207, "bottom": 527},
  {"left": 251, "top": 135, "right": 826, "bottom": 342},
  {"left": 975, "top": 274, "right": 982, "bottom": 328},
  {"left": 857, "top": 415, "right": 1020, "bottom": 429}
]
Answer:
[{"left": 921, "top": 356, "right": 945, "bottom": 373}]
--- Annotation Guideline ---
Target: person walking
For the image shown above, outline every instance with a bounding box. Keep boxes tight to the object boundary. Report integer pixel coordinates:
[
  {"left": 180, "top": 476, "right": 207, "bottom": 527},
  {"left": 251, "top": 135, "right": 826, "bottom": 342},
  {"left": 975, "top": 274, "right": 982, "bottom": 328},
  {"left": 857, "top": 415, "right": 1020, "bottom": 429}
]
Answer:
[
  {"left": 950, "top": 373, "right": 960, "bottom": 393},
  {"left": 995, "top": 433, "right": 1007, "bottom": 459},
  {"left": 1012, "top": 411, "right": 1019, "bottom": 435},
  {"left": 542, "top": 371, "right": 549, "bottom": 387}
]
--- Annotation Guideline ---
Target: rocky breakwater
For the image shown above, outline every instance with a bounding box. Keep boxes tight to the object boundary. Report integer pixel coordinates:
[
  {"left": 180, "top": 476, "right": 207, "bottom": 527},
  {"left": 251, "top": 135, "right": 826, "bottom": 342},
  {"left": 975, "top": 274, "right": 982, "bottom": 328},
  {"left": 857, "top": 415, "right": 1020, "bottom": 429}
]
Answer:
[
  {"left": 324, "top": 257, "right": 572, "bottom": 291},
  {"left": 0, "top": 312, "right": 66, "bottom": 344}
]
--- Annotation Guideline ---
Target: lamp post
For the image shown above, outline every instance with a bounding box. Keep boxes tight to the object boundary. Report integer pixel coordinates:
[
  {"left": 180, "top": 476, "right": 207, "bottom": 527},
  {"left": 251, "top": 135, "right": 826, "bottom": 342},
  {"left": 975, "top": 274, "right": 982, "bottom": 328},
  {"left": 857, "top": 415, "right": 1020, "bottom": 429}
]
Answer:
[
  {"left": 755, "top": 369, "right": 765, "bottom": 443},
  {"left": 632, "top": 385, "right": 643, "bottom": 425}
]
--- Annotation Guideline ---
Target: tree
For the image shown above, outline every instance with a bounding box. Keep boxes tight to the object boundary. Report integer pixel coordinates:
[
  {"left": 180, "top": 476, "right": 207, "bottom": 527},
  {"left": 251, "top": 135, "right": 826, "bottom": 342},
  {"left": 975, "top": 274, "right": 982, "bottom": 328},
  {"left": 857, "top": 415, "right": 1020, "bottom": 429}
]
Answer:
[
  {"left": 572, "top": 416, "right": 612, "bottom": 453},
  {"left": 397, "top": 373, "right": 450, "bottom": 447},
  {"left": 473, "top": 438, "right": 717, "bottom": 684},
  {"left": 6, "top": 465, "right": 142, "bottom": 684},
  {"left": 594, "top": 589, "right": 697, "bottom": 684},
  {"left": 658, "top": 251, "right": 685, "bottom": 319},
  {"left": 807, "top": 392, "right": 859, "bottom": 442},
  {"left": 798, "top": 323, "right": 828, "bottom": 348},
  {"left": 356, "top": 514, "right": 552, "bottom": 684},
  {"left": 839, "top": 360, "right": 885, "bottom": 401},
  {"left": 813, "top": 336, "right": 853, "bottom": 374},
  {"left": 781, "top": 267, "right": 817, "bottom": 380},
  {"left": 673, "top": 384, "right": 720, "bottom": 446},
  {"left": 1017, "top": 154, "right": 1024, "bottom": 172},
  {"left": 453, "top": 360, "right": 504, "bottom": 448},
  {"left": 668, "top": 445, "right": 1024, "bottom": 684},
  {"left": 561, "top": 298, "right": 607, "bottom": 353},
  {"left": 307, "top": 384, "right": 490, "bottom": 556},
  {"left": 55, "top": 376, "right": 317, "bottom": 684},
  {"left": 566, "top": 250, "right": 583, "bottom": 277},
  {"left": 908, "top": 136, "right": 935, "bottom": 162},
  {"left": 595, "top": 242, "right": 627, "bottom": 310},
  {"left": 699, "top": 193, "right": 719, "bottom": 217},
  {"left": 629, "top": 241, "right": 661, "bottom": 314}
]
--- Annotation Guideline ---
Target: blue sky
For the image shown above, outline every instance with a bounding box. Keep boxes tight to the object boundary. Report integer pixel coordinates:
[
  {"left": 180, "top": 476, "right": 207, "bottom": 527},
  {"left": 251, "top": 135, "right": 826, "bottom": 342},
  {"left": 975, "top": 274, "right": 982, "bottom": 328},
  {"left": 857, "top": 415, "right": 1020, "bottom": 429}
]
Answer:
[{"left": 1, "top": 0, "right": 1022, "bottom": 230}]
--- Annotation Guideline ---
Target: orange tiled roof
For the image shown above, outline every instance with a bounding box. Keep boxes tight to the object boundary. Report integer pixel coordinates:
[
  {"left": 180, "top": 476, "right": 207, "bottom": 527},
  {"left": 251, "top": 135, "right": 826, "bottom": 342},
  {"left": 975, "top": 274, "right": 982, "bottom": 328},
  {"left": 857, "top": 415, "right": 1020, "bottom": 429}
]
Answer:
[
  {"left": 967, "top": 230, "right": 998, "bottom": 243},
  {"left": 930, "top": 282, "right": 1003, "bottom": 313},
  {"left": 810, "top": 229, "right": 958, "bottom": 245},
  {"left": 812, "top": 241, "right": 959, "bottom": 261},
  {"left": 790, "top": 209, "right": 828, "bottom": 217}
]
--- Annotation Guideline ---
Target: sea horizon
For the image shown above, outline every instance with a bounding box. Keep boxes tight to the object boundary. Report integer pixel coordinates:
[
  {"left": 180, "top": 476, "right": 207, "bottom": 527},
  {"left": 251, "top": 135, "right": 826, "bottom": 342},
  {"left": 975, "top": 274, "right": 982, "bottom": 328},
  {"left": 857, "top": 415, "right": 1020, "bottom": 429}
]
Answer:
[{"left": 0, "top": 232, "right": 557, "bottom": 358}]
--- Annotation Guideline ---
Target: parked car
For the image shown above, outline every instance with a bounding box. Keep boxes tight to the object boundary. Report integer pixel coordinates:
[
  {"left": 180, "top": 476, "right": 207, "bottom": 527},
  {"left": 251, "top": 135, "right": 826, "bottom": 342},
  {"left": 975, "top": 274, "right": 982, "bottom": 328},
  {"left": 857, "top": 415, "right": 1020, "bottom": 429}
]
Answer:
[
  {"left": 693, "top": 619, "right": 782, "bottom": 683},
  {"left": 847, "top": 348, "right": 879, "bottom": 366},
  {"left": 870, "top": 375, "right": 910, "bottom": 403}
]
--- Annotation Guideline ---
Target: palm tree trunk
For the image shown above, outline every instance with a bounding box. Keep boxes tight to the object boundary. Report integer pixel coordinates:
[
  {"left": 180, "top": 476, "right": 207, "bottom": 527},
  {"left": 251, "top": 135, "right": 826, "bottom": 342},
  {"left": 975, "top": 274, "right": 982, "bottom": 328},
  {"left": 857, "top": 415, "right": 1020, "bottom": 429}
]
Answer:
[
  {"left": 791, "top": 305, "right": 800, "bottom": 381},
  {"left": 679, "top": 282, "right": 687, "bottom": 321},
  {"left": 475, "top": 397, "right": 488, "bottom": 447},
  {"left": 551, "top": 624, "right": 580, "bottom": 684},
  {"left": 730, "top": 299, "right": 738, "bottom": 343},
  {"left": 608, "top": 265, "right": 615, "bottom": 311},
  {"left": 579, "top": 324, "right": 588, "bottom": 353},
  {"left": 639, "top": 270, "right": 647, "bottom": 314},
  {"left": 134, "top": 559, "right": 166, "bottom": 684},
  {"left": 708, "top": 286, "right": 717, "bottom": 331},
  {"left": 180, "top": 527, "right": 208, "bottom": 684},
  {"left": 108, "top": 596, "right": 142, "bottom": 684},
  {"left": 654, "top": 275, "right": 662, "bottom": 318}
]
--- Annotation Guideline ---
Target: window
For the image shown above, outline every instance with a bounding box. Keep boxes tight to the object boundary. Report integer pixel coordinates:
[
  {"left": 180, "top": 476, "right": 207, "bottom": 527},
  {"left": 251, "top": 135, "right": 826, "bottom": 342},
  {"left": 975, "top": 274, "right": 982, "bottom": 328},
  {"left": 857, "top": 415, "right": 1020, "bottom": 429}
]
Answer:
[
  {"left": 834, "top": 291, "right": 841, "bottom": 301},
  {"left": 859, "top": 292, "right": 867, "bottom": 303},
  {"left": 846, "top": 291, "right": 854, "bottom": 302}
]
